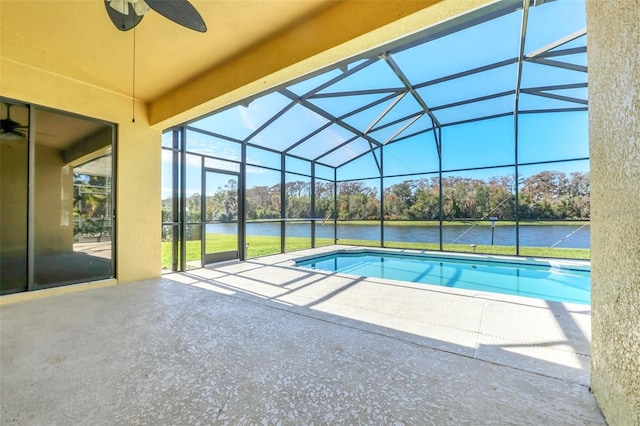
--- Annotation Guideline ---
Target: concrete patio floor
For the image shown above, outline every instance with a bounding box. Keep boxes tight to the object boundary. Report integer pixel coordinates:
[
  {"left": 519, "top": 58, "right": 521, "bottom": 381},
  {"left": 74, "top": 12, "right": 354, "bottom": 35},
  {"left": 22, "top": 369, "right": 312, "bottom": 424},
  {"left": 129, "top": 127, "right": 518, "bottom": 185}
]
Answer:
[{"left": 1, "top": 247, "right": 603, "bottom": 424}]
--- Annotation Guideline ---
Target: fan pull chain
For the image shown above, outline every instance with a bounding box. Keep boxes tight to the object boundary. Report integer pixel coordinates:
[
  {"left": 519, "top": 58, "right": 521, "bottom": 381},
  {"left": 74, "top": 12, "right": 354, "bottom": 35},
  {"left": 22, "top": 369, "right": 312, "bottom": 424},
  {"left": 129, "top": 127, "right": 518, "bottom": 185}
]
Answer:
[{"left": 132, "top": 25, "right": 136, "bottom": 123}]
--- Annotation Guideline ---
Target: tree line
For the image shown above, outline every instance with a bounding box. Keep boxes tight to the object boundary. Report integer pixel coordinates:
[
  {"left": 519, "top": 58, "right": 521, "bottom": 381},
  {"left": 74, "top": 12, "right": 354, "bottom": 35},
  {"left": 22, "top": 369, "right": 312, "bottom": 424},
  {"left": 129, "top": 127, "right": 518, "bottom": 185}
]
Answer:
[{"left": 166, "top": 171, "right": 589, "bottom": 223}]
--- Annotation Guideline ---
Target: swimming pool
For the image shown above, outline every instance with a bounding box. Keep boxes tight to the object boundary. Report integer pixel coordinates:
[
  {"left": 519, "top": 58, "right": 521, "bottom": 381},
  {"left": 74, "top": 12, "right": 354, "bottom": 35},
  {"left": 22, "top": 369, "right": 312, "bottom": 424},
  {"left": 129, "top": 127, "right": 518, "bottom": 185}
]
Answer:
[{"left": 296, "top": 250, "right": 590, "bottom": 304}]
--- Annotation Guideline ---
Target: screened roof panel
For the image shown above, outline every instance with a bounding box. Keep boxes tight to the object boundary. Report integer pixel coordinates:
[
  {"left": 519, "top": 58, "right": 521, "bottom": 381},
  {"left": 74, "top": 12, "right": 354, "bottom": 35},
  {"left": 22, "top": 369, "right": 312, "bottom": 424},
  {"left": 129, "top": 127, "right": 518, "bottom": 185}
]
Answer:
[
  {"left": 178, "top": 0, "right": 587, "bottom": 170},
  {"left": 415, "top": 63, "right": 518, "bottom": 108},
  {"left": 288, "top": 124, "right": 356, "bottom": 159},
  {"left": 553, "top": 53, "right": 588, "bottom": 67},
  {"left": 433, "top": 95, "right": 513, "bottom": 125},
  {"left": 308, "top": 92, "right": 395, "bottom": 119},
  {"left": 248, "top": 103, "right": 330, "bottom": 151},
  {"left": 317, "top": 137, "right": 372, "bottom": 167},
  {"left": 389, "top": 10, "right": 521, "bottom": 85},
  {"left": 551, "top": 87, "right": 588, "bottom": 101},
  {"left": 520, "top": 61, "right": 588, "bottom": 88},
  {"left": 189, "top": 92, "right": 291, "bottom": 141},
  {"left": 342, "top": 97, "right": 402, "bottom": 133},
  {"left": 373, "top": 93, "right": 423, "bottom": 129},
  {"left": 547, "top": 34, "right": 587, "bottom": 52},
  {"left": 391, "top": 114, "right": 435, "bottom": 142},
  {"left": 369, "top": 116, "right": 421, "bottom": 145},
  {"left": 317, "top": 59, "right": 404, "bottom": 94},
  {"left": 525, "top": 0, "right": 586, "bottom": 53},
  {"left": 518, "top": 93, "right": 586, "bottom": 111},
  {"left": 383, "top": 133, "right": 439, "bottom": 176}
]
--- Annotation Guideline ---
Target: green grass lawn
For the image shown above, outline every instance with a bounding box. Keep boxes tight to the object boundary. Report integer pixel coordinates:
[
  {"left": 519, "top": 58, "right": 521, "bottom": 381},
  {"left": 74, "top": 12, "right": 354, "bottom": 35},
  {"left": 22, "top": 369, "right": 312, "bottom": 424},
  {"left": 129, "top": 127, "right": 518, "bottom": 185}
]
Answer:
[{"left": 162, "top": 233, "right": 589, "bottom": 269}]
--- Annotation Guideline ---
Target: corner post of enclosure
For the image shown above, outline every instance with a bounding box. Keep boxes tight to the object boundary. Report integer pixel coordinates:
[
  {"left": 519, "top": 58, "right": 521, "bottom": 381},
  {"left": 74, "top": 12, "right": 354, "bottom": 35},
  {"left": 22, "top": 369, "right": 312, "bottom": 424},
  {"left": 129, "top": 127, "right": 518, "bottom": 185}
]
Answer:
[
  {"left": 280, "top": 153, "right": 286, "bottom": 253},
  {"left": 436, "top": 125, "right": 443, "bottom": 252},
  {"left": 380, "top": 147, "right": 384, "bottom": 248},
  {"left": 333, "top": 167, "right": 338, "bottom": 244},
  {"left": 239, "top": 142, "right": 247, "bottom": 260},
  {"left": 513, "top": 0, "right": 530, "bottom": 256},
  {"left": 311, "top": 161, "right": 316, "bottom": 248},
  {"left": 200, "top": 156, "right": 206, "bottom": 267},
  {"left": 179, "top": 126, "right": 187, "bottom": 271},
  {"left": 171, "top": 129, "right": 180, "bottom": 271}
]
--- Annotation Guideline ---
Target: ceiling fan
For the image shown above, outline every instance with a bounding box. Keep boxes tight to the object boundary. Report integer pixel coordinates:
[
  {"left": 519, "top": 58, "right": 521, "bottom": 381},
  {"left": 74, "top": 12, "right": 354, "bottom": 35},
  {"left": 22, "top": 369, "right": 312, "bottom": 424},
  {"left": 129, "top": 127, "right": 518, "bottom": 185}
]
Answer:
[
  {"left": 105, "top": 0, "right": 207, "bottom": 32},
  {"left": 0, "top": 103, "right": 28, "bottom": 140}
]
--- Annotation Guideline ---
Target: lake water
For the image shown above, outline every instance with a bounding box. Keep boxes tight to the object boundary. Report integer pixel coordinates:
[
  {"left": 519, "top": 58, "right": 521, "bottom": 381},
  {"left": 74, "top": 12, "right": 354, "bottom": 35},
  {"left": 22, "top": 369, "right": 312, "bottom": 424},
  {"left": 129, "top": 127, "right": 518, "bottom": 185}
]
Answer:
[{"left": 207, "top": 222, "right": 590, "bottom": 248}]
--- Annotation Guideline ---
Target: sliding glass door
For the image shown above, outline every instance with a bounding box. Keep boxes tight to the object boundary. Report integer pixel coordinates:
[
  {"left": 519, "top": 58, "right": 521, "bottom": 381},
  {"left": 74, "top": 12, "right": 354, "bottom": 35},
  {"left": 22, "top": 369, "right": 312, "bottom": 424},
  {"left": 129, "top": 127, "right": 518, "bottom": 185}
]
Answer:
[
  {"left": 0, "top": 102, "right": 29, "bottom": 293},
  {"left": 0, "top": 99, "right": 116, "bottom": 294}
]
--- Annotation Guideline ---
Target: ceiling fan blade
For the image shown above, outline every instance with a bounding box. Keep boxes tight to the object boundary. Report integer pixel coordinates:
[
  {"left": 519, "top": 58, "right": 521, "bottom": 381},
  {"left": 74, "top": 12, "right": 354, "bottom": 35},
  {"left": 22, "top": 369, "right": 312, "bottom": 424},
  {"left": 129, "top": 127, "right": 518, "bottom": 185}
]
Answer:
[
  {"left": 1, "top": 118, "right": 23, "bottom": 131},
  {"left": 104, "top": 0, "right": 144, "bottom": 31},
  {"left": 0, "top": 129, "right": 26, "bottom": 140},
  {"left": 145, "top": 0, "right": 207, "bottom": 32}
]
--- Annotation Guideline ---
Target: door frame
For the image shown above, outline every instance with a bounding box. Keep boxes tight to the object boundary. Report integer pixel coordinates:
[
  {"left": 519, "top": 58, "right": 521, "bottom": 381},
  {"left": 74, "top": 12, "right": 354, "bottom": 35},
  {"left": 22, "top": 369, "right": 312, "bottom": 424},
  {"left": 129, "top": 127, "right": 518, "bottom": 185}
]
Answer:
[{"left": 201, "top": 167, "right": 241, "bottom": 265}]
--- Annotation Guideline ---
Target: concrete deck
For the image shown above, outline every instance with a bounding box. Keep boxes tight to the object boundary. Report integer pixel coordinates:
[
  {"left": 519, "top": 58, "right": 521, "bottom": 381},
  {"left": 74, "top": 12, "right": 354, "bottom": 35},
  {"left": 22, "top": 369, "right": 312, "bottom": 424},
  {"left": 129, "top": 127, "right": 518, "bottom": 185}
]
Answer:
[{"left": 1, "top": 247, "right": 603, "bottom": 424}]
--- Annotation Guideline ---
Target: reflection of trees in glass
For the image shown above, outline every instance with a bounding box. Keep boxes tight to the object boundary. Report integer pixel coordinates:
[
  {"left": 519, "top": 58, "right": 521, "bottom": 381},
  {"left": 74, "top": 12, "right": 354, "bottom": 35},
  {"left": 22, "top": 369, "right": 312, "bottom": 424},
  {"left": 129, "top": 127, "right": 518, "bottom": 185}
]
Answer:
[{"left": 73, "top": 173, "right": 111, "bottom": 240}]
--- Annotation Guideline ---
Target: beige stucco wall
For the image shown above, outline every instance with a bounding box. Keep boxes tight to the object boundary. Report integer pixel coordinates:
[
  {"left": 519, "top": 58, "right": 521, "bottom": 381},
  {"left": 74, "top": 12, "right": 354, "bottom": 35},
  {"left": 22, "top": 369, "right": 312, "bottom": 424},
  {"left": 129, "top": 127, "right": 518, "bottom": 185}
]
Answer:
[
  {"left": 587, "top": 1, "right": 640, "bottom": 424},
  {"left": 1, "top": 58, "right": 161, "bottom": 284}
]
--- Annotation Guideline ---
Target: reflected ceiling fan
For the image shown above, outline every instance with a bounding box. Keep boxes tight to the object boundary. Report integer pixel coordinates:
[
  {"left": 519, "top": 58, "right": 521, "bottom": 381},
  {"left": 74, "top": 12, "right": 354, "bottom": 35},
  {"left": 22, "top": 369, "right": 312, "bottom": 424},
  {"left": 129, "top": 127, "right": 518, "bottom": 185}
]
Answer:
[
  {"left": 0, "top": 103, "right": 28, "bottom": 140},
  {"left": 104, "top": 0, "right": 207, "bottom": 32}
]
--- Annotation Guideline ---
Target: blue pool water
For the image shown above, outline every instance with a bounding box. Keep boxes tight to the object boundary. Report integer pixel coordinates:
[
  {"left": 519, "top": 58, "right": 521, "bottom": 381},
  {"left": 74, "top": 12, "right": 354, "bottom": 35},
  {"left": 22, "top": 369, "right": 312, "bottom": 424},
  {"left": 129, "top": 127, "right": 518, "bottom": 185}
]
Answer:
[{"left": 296, "top": 251, "right": 590, "bottom": 304}]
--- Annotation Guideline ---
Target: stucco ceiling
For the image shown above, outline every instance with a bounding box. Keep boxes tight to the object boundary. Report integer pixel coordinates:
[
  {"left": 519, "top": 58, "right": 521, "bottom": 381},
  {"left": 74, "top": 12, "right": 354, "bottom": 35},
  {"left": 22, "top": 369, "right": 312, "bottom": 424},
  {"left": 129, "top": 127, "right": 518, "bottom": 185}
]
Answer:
[{"left": 0, "top": 0, "right": 336, "bottom": 102}]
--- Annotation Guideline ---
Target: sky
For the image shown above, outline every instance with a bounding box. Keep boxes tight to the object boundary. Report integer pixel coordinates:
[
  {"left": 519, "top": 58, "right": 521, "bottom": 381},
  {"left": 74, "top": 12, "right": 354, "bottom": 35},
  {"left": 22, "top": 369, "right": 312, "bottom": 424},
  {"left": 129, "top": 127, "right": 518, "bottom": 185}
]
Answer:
[{"left": 162, "top": 0, "right": 588, "bottom": 200}]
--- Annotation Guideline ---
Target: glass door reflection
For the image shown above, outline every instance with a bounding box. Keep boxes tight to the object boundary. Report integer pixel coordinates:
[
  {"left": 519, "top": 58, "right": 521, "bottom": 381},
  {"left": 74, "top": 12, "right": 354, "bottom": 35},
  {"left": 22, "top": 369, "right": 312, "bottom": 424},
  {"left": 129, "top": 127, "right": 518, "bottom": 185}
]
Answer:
[{"left": 0, "top": 101, "right": 29, "bottom": 294}]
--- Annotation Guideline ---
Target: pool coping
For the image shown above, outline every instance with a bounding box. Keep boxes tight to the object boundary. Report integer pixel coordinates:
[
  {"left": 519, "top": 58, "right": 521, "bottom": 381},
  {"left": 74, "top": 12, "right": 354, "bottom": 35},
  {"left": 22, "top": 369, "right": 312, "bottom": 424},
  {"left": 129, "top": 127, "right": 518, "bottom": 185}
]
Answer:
[
  {"left": 294, "top": 246, "right": 591, "bottom": 272},
  {"left": 287, "top": 245, "right": 591, "bottom": 308}
]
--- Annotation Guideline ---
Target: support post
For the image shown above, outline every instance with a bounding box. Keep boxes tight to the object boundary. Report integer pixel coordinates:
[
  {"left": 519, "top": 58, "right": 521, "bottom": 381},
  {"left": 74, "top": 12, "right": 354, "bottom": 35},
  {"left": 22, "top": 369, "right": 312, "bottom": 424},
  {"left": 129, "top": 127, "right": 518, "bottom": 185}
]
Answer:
[
  {"left": 436, "top": 126, "right": 443, "bottom": 252},
  {"left": 311, "top": 161, "right": 316, "bottom": 248},
  {"left": 380, "top": 148, "right": 385, "bottom": 248},
  {"left": 171, "top": 129, "right": 179, "bottom": 271},
  {"left": 179, "top": 127, "right": 187, "bottom": 271},
  {"left": 334, "top": 168, "right": 338, "bottom": 244},
  {"left": 239, "top": 143, "right": 247, "bottom": 260},
  {"left": 280, "top": 154, "right": 286, "bottom": 253}
]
